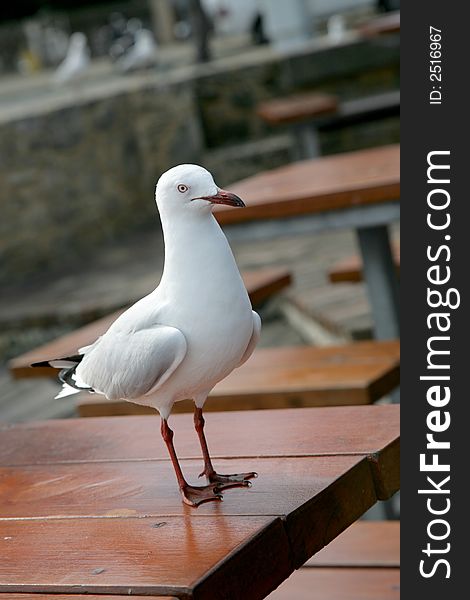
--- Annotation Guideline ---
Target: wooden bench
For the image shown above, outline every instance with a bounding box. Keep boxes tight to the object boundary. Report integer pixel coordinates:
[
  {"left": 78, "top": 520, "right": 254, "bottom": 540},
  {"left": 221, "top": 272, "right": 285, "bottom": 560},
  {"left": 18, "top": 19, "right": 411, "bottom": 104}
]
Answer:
[
  {"left": 8, "top": 267, "right": 292, "bottom": 380},
  {"left": 268, "top": 520, "right": 400, "bottom": 599},
  {"left": 0, "top": 405, "right": 400, "bottom": 598},
  {"left": 76, "top": 339, "right": 399, "bottom": 416},
  {"left": 257, "top": 90, "right": 400, "bottom": 157},
  {"left": 329, "top": 244, "right": 400, "bottom": 283}
]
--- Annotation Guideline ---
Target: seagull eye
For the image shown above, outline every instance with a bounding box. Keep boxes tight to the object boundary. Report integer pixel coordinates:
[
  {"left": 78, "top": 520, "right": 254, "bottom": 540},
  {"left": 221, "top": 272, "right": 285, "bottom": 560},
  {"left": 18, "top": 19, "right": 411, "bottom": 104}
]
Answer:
[{"left": 177, "top": 184, "right": 188, "bottom": 193}]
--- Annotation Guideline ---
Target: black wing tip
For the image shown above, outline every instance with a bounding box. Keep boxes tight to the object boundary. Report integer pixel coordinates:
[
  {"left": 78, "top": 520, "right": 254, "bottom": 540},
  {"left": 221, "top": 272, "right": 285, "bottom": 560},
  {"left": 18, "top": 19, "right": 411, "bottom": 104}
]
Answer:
[
  {"left": 30, "top": 354, "right": 83, "bottom": 369},
  {"left": 31, "top": 360, "right": 53, "bottom": 368}
]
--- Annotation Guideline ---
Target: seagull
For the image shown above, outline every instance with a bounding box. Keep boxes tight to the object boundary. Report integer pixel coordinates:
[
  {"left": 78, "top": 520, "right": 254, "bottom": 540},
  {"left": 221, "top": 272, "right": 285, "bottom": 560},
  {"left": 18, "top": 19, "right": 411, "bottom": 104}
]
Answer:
[
  {"left": 53, "top": 32, "right": 90, "bottom": 84},
  {"left": 33, "top": 165, "right": 261, "bottom": 507},
  {"left": 116, "top": 29, "right": 158, "bottom": 73}
]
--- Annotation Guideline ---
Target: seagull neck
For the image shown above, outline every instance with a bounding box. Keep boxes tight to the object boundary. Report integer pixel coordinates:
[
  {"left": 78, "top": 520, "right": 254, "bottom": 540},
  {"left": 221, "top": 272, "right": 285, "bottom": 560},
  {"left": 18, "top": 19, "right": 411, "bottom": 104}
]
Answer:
[{"left": 159, "top": 210, "right": 234, "bottom": 289}]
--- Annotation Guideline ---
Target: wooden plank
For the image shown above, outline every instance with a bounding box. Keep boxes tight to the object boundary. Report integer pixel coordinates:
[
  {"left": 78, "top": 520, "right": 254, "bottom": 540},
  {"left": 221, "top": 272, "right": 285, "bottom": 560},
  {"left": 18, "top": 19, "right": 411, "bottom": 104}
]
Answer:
[
  {"left": 304, "top": 521, "right": 400, "bottom": 568},
  {"left": 8, "top": 268, "right": 291, "bottom": 380},
  {"left": 0, "top": 457, "right": 380, "bottom": 581},
  {"left": 3, "top": 596, "right": 177, "bottom": 599},
  {"left": 257, "top": 93, "right": 339, "bottom": 125},
  {"left": 0, "top": 455, "right": 371, "bottom": 519},
  {"left": 0, "top": 456, "right": 377, "bottom": 567},
  {"left": 240, "top": 267, "right": 292, "bottom": 306},
  {"left": 360, "top": 11, "right": 400, "bottom": 37},
  {"left": 329, "top": 246, "right": 400, "bottom": 283},
  {"left": 267, "top": 568, "right": 400, "bottom": 600},
  {"left": 0, "top": 405, "right": 399, "bottom": 466},
  {"left": 215, "top": 145, "right": 400, "bottom": 226},
  {"left": 0, "top": 516, "right": 292, "bottom": 599},
  {"left": 77, "top": 340, "right": 400, "bottom": 416},
  {"left": 0, "top": 405, "right": 399, "bottom": 505},
  {"left": 0, "top": 456, "right": 376, "bottom": 568}
]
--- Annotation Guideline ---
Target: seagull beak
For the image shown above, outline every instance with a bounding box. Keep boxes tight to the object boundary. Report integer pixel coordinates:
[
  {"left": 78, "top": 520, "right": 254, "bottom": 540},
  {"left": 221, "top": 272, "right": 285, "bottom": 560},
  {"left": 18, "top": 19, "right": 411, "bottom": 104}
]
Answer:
[{"left": 198, "top": 188, "right": 245, "bottom": 208}]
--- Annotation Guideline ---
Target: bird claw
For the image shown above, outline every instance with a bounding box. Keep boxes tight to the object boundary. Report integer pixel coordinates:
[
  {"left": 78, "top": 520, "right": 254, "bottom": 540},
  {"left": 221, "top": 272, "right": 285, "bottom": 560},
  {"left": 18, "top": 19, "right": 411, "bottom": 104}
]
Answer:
[
  {"left": 181, "top": 483, "right": 223, "bottom": 507},
  {"left": 204, "top": 471, "right": 258, "bottom": 491}
]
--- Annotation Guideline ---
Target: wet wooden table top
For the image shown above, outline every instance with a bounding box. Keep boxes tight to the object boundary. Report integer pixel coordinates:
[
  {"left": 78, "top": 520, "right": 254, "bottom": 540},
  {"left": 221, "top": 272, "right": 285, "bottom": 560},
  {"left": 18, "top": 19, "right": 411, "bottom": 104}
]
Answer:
[
  {"left": 0, "top": 405, "right": 399, "bottom": 599},
  {"left": 215, "top": 144, "right": 399, "bottom": 226}
]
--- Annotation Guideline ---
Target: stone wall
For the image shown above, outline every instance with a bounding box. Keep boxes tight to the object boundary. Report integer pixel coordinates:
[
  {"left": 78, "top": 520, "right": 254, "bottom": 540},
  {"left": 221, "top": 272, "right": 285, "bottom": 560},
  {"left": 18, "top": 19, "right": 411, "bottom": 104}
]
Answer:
[
  {"left": 0, "top": 80, "right": 202, "bottom": 287},
  {"left": 0, "top": 34, "right": 399, "bottom": 287}
]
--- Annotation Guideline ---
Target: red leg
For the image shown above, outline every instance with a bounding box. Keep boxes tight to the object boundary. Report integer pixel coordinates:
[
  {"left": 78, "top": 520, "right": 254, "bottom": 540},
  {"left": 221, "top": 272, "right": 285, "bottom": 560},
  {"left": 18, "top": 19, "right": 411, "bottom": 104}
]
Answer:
[
  {"left": 194, "top": 407, "right": 257, "bottom": 489},
  {"left": 160, "top": 418, "right": 222, "bottom": 507}
]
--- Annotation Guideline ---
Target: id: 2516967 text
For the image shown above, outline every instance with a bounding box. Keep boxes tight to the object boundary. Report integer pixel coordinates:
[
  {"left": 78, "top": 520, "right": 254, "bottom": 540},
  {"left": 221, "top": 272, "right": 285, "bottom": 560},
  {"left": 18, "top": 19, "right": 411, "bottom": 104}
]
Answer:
[{"left": 429, "top": 26, "right": 443, "bottom": 105}]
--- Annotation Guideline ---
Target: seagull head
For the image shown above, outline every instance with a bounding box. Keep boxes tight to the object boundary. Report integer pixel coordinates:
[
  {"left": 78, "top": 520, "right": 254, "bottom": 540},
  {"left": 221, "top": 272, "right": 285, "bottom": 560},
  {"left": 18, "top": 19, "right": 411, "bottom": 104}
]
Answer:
[
  {"left": 155, "top": 164, "right": 245, "bottom": 217},
  {"left": 69, "top": 32, "right": 87, "bottom": 51}
]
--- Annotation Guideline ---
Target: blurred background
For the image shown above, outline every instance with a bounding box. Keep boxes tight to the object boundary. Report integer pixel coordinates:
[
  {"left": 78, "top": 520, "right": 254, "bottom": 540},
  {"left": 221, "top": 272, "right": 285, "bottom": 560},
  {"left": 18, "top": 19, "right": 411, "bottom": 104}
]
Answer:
[{"left": 0, "top": 0, "right": 400, "bottom": 422}]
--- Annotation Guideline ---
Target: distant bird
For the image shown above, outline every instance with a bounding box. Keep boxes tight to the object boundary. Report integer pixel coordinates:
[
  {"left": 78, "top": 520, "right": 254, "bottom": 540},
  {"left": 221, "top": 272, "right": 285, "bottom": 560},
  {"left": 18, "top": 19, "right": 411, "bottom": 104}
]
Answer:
[
  {"left": 53, "top": 32, "right": 90, "bottom": 84},
  {"left": 108, "top": 16, "right": 141, "bottom": 62},
  {"left": 33, "top": 165, "right": 261, "bottom": 507},
  {"left": 116, "top": 29, "right": 158, "bottom": 73}
]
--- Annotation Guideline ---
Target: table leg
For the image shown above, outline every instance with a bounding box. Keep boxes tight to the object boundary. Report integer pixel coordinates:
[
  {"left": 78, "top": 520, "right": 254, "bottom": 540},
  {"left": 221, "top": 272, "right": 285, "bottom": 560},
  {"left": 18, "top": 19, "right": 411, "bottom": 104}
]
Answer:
[
  {"left": 357, "top": 225, "right": 400, "bottom": 407},
  {"left": 294, "top": 124, "right": 321, "bottom": 158},
  {"left": 356, "top": 225, "right": 399, "bottom": 340}
]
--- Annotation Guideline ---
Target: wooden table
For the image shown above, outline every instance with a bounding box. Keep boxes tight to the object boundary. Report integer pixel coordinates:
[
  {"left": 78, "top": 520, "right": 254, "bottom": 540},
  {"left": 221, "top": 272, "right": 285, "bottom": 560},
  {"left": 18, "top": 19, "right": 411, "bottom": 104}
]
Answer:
[
  {"left": 257, "top": 92, "right": 339, "bottom": 158},
  {"left": 0, "top": 405, "right": 399, "bottom": 599},
  {"left": 257, "top": 90, "right": 399, "bottom": 159},
  {"left": 216, "top": 144, "right": 400, "bottom": 342}
]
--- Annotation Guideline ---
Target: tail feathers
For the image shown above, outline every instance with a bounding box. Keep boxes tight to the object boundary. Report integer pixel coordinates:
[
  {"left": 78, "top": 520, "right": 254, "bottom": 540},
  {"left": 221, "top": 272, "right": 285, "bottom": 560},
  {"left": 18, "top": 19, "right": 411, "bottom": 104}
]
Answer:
[
  {"left": 31, "top": 352, "right": 97, "bottom": 400},
  {"left": 59, "top": 364, "right": 94, "bottom": 392},
  {"left": 55, "top": 365, "right": 95, "bottom": 399},
  {"left": 55, "top": 384, "right": 82, "bottom": 399}
]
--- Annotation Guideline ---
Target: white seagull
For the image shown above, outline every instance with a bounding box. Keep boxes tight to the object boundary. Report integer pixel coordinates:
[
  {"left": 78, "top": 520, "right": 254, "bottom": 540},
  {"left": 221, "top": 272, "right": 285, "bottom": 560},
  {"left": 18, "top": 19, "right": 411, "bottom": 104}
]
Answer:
[
  {"left": 33, "top": 165, "right": 261, "bottom": 507},
  {"left": 53, "top": 32, "right": 90, "bottom": 84},
  {"left": 116, "top": 29, "right": 158, "bottom": 73}
]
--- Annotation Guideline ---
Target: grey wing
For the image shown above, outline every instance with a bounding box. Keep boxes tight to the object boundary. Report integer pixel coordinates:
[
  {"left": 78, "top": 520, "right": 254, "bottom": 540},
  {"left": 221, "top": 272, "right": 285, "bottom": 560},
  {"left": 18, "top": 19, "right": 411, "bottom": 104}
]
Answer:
[
  {"left": 237, "top": 311, "right": 261, "bottom": 368},
  {"left": 76, "top": 325, "right": 187, "bottom": 401}
]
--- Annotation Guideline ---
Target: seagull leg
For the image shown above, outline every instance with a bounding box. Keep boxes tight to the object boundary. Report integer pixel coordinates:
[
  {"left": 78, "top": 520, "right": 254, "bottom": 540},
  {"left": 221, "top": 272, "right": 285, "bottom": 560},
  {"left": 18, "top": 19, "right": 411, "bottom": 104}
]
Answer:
[
  {"left": 160, "top": 418, "right": 223, "bottom": 507},
  {"left": 194, "top": 406, "right": 257, "bottom": 489}
]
